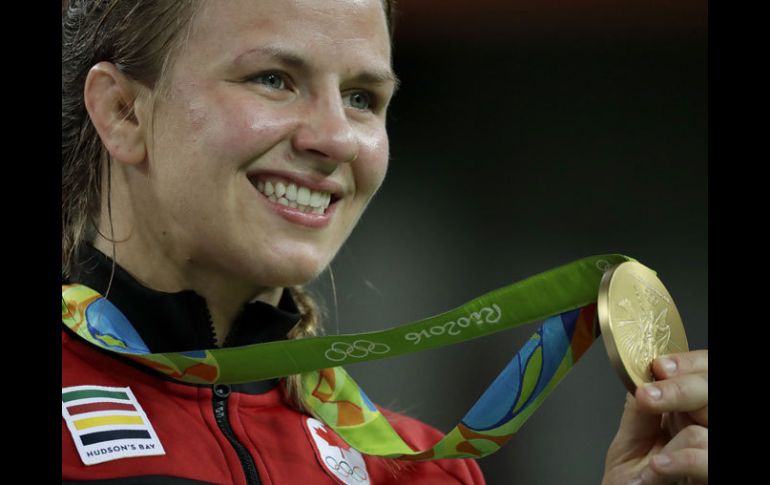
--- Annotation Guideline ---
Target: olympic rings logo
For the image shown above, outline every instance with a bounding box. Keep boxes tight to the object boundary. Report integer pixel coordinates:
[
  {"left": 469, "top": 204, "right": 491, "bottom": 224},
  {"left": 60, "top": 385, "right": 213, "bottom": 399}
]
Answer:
[
  {"left": 325, "top": 455, "right": 368, "bottom": 482},
  {"left": 324, "top": 340, "right": 391, "bottom": 362}
]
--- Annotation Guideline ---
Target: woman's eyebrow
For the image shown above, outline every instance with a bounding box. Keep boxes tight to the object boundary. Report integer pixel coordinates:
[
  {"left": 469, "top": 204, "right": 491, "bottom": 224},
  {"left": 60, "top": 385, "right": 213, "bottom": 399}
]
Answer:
[
  {"left": 350, "top": 70, "right": 401, "bottom": 94},
  {"left": 234, "top": 45, "right": 400, "bottom": 92},
  {"left": 234, "top": 46, "right": 308, "bottom": 70}
]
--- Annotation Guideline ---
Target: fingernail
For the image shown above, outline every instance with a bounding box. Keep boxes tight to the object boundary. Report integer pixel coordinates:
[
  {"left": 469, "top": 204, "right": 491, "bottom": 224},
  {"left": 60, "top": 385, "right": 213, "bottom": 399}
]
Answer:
[
  {"left": 660, "top": 357, "right": 677, "bottom": 375},
  {"left": 645, "top": 384, "right": 662, "bottom": 400},
  {"left": 627, "top": 479, "right": 643, "bottom": 485},
  {"left": 640, "top": 466, "right": 657, "bottom": 482},
  {"left": 652, "top": 454, "right": 672, "bottom": 467}
]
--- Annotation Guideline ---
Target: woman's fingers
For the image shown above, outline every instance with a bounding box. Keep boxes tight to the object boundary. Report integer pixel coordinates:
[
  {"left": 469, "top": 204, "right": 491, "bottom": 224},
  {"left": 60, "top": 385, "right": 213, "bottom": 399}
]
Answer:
[
  {"left": 659, "top": 424, "right": 708, "bottom": 455},
  {"left": 636, "top": 430, "right": 708, "bottom": 484},
  {"left": 605, "top": 349, "right": 709, "bottom": 485},
  {"left": 635, "top": 373, "right": 708, "bottom": 427},
  {"left": 662, "top": 409, "right": 702, "bottom": 440},
  {"left": 629, "top": 425, "right": 708, "bottom": 484},
  {"left": 630, "top": 448, "right": 708, "bottom": 484},
  {"left": 651, "top": 350, "right": 708, "bottom": 380}
]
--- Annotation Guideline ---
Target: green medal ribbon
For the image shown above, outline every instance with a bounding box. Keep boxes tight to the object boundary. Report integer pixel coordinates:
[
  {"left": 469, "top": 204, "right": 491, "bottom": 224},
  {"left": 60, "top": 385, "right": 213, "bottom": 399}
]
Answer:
[{"left": 62, "top": 253, "right": 637, "bottom": 460}]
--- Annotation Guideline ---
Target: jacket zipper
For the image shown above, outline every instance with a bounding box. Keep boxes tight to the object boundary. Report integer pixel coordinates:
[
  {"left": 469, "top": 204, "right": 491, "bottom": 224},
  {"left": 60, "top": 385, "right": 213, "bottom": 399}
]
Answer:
[{"left": 212, "top": 384, "right": 262, "bottom": 485}]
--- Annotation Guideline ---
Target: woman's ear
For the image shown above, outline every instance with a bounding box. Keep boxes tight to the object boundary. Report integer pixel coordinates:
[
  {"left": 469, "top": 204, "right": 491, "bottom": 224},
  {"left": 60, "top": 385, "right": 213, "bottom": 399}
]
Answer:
[{"left": 84, "top": 62, "right": 148, "bottom": 166}]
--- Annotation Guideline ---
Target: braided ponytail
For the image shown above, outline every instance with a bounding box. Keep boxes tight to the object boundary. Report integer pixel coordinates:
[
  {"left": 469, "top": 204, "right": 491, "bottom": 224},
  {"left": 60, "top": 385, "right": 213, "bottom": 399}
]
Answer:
[{"left": 283, "top": 286, "right": 324, "bottom": 413}]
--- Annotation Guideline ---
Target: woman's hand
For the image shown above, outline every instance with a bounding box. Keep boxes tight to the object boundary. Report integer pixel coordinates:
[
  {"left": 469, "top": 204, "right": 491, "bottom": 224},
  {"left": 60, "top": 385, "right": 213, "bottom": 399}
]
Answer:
[{"left": 601, "top": 350, "right": 708, "bottom": 485}]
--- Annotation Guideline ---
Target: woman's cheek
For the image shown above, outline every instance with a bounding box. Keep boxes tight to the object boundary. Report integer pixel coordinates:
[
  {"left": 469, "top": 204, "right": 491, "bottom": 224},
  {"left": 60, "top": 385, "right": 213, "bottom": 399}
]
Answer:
[
  {"left": 358, "top": 129, "right": 390, "bottom": 195},
  {"left": 201, "top": 95, "right": 297, "bottom": 157}
]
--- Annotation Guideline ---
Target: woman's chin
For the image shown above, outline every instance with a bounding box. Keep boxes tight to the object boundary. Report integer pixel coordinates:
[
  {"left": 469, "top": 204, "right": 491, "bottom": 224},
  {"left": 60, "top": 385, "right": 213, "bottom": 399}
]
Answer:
[{"left": 255, "top": 258, "right": 329, "bottom": 288}]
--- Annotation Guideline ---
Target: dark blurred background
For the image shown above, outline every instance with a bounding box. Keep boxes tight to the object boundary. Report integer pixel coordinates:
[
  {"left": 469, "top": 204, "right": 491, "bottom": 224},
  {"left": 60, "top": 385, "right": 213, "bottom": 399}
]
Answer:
[{"left": 308, "top": 1, "right": 707, "bottom": 483}]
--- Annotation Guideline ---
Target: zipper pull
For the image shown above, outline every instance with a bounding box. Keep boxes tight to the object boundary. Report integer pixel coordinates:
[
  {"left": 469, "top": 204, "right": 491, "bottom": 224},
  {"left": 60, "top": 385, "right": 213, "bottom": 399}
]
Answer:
[
  {"left": 213, "top": 384, "right": 231, "bottom": 399},
  {"left": 213, "top": 384, "right": 231, "bottom": 420}
]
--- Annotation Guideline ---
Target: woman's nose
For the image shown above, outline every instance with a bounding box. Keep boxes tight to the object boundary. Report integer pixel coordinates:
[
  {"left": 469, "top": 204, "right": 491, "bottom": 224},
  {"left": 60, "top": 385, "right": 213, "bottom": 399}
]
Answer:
[{"left": 291, "top": 95, "right": 358, "bottom": 166}]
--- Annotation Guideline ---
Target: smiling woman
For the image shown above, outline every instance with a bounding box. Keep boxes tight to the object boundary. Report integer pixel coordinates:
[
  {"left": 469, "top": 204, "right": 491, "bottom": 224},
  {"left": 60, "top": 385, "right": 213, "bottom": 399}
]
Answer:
[
  {"left": 62, "top": 0, "right": 483, "bottom": 483},
  {"left": 66, "top": 0, "right": 395, "bottom": 340},
  {"left": 62, "top": 1, "right": 707, "bottom": 484}
]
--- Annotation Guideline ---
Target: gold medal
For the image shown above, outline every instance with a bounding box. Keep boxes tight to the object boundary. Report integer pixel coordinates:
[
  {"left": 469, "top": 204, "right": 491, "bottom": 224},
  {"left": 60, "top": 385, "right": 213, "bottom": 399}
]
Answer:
[{"left": 597, "top": 261, "right": 689, "bottom": 393}]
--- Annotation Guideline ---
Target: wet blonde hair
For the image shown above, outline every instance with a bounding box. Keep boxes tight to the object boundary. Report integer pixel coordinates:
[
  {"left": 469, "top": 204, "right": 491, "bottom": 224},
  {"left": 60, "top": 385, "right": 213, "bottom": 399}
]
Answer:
[{"left": 62, "top": 0, "right": 397, "bottom": 413}]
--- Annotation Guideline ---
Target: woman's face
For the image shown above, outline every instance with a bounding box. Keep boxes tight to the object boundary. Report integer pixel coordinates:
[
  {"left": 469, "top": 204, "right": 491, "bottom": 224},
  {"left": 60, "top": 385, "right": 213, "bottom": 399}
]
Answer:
[{"left": 132, "top": 0, "right": 395, "bottom": 289}]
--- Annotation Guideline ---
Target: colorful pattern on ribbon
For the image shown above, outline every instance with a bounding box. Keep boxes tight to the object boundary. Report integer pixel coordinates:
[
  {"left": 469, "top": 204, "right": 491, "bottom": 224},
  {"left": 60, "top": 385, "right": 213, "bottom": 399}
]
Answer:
[{"left": 62, "top": 285, "right": 221, "bottom": 384}]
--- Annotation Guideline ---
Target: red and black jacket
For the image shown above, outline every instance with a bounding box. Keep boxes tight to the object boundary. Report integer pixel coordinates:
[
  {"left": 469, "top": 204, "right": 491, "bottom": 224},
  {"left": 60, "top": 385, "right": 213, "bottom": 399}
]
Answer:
[{"left": 62, "top": 247, "right": 485, "bottom": 484}]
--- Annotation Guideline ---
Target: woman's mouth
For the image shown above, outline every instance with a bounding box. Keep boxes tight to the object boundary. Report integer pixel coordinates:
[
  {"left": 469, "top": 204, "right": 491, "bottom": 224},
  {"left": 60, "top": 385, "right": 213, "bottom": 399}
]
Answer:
[
  {"left": 251, "top": 177, "right": 338, "bottom": 214},
  {"left": 248, "top": 173, "right": 343, "bottom": 228}
]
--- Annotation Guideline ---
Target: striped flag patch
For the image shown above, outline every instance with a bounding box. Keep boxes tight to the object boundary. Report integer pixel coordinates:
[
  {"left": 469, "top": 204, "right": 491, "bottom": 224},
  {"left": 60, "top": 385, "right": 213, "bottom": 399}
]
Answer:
[{"left": 62, "top": 385, "right": 165, "bottom": 465}]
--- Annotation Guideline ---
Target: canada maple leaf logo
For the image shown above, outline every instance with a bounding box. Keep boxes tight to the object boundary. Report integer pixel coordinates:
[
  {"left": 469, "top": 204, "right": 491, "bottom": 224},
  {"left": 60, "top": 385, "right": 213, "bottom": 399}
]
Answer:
[{"left": 315, "top": 425, "right": 351, "bottom": 457}]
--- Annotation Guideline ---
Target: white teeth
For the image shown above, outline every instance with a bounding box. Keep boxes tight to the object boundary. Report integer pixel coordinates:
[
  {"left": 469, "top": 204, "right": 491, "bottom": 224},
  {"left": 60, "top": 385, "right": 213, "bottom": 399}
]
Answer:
[
  {"left": 297, "top": 186, "right": 311, "bottom": 205},
  {"left": 310, "top": 191, "right": 323, "bottom": 208},
  {"left": 275, "top": 182, "right": 286, "bottom": 198},
  {"left": 254, "top": 178, "right": 333, "bottom": 212},
  {"left": 286, "top": 184, "right": 298, "bottom": 201}
]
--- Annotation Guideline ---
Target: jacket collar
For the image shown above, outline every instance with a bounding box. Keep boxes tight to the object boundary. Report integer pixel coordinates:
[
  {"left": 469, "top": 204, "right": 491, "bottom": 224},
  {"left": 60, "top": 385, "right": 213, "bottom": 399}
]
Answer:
[{"left": 67, "top": 245, "right": 301, "bottom": 354}]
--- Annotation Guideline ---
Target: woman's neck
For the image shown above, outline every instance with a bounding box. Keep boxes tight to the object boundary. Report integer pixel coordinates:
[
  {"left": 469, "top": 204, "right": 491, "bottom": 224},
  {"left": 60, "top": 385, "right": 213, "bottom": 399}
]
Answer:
[{"left": 92, "top": 238, "right": 283, "bottom": 346}]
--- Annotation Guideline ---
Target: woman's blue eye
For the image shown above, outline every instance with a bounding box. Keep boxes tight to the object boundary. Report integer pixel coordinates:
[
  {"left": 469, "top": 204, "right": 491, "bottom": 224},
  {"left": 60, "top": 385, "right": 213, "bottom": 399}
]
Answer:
[
  {"left": 252, "top": 73, "right": 286, "bottom": 90},
  {"left": 345, "top": 91, "right": 373, "bottom": 111}
]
